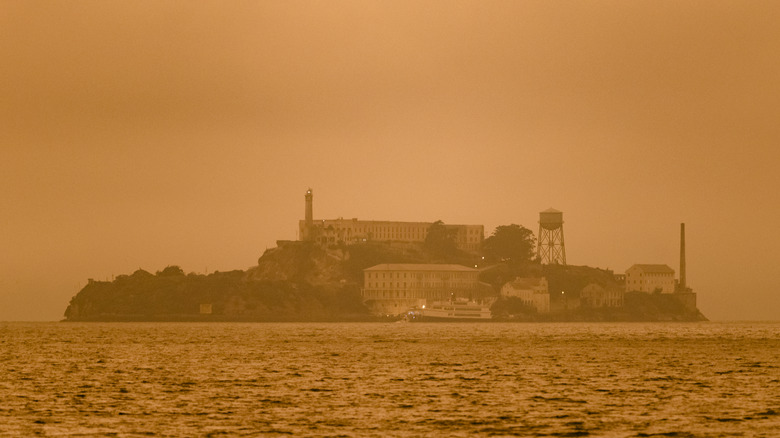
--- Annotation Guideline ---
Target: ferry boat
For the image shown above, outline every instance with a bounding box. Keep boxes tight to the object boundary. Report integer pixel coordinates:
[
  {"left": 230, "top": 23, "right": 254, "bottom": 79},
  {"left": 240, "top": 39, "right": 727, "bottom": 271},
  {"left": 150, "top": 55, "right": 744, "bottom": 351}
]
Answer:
[{"left": 406, "top": 297, "right": 493, "bottom": 322}]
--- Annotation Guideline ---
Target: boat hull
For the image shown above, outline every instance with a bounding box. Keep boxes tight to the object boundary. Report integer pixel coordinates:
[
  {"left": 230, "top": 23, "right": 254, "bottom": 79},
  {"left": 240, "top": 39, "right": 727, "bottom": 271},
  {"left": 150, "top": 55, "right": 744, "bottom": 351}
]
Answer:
[
  {"left": 412, "top": 303, "right": 493, "bottom": 322},
  {"left": 419, "top": 315, "right": 492, "bottom": 322}
]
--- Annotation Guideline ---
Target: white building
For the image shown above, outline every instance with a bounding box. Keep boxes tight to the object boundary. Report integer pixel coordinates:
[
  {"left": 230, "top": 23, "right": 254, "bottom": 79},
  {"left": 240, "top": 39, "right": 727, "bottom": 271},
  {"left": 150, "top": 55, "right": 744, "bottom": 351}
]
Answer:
[
  {"left": 581, "top": 283, "right": 624, "bottom": 308},
  {"left": 298, "top": 189, "right": 484, "bottom": 251},
  {"left": 500, "top": 277, "right": 550, "bottom": 313},
  {"left": 625, "top": 264, "right": 675, "bottom": 293},
  {"left": 362, "top": 264, "right": 484, "bottom": 315},
  {"left": 301, "top": 218, "right": 483, "bottom": 251}
]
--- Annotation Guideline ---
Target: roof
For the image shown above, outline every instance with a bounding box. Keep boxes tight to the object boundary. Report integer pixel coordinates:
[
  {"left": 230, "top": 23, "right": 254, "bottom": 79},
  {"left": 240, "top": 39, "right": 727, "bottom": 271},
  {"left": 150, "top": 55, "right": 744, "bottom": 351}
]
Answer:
[
  {"left": 363, "top": 264, "right": 477, "bottom": 272},
  {"left": 505, "top": 277, "right": 547, "bottom": 289},
  {"left": 296, "top": 219, "right": 484, "bottom": 229},
  {"left": 627, "top": 264, "right": 675, "bottom": 273},
  {"left": 582, "top": 283, "right": 606, "bottom": 292}
]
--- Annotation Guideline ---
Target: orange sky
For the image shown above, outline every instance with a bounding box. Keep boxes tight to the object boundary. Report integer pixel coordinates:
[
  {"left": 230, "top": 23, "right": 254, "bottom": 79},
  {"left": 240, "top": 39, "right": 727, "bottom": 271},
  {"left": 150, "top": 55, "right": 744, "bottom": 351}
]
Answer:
[{"left": 2, "top": 1, "right": 779, "bottom": 321}]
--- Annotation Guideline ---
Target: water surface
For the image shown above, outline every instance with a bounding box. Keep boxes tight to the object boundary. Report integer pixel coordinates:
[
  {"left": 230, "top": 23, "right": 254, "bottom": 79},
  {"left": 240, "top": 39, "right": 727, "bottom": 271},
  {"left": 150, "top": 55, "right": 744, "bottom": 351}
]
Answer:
[{"left": 1, "top": 322, "right": 779, "bottom": 436}]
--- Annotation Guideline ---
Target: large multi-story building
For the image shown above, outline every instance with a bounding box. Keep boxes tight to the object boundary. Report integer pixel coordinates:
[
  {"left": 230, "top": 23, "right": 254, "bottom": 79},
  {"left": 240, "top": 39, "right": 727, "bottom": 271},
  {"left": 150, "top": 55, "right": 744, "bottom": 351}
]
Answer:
[
  {"left": 298, "top": 189, "right": 484, "bottom": 251},
  {"left": 625, "top": 264, "right": 675, "bottom": 293},
  {"left": 361, "top": 264, "right": 485, "bottom": 315},
  {"left": 500, "top": 277, "right": 550, "bottom": 313},
  {"left": 580, "top": 283, "right": 624, "bottom": 307}
]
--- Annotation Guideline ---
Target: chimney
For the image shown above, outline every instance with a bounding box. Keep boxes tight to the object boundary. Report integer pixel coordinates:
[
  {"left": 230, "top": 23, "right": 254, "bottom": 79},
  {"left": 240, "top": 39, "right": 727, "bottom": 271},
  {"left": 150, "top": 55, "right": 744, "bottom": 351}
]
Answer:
[
  {"left": 679, "top": 223, "right": 686, "bottom": 291},
  {"left": 303, "top": 188, "right": 313, "bottom": 241}
]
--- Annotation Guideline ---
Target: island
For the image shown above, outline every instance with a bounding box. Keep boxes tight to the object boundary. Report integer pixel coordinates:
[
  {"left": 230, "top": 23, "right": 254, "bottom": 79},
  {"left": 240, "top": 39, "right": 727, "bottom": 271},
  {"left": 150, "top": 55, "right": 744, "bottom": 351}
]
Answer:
[
  {"left": 64, "top": 190, "right": 706, "bottom": 322},
  {"left": 63, "top": 238, "right": 706, "bottom": 323}
]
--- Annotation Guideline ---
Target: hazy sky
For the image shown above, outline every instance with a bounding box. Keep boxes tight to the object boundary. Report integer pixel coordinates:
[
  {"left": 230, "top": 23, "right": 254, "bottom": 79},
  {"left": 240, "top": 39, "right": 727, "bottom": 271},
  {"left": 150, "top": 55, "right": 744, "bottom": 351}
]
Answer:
[{"left": 2, "top": 1, "right": 779, "bottom": 321}]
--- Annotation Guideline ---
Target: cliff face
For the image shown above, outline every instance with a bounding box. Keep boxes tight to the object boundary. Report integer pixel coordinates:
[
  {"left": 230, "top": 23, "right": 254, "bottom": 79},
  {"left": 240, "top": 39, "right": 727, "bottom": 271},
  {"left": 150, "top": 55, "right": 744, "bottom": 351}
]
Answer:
[
  {"left": 621, "top": 291, "right": 707, "bottom": 322},
  {"left": 246, "top": 242, "right": 349, "bottom": 285}
]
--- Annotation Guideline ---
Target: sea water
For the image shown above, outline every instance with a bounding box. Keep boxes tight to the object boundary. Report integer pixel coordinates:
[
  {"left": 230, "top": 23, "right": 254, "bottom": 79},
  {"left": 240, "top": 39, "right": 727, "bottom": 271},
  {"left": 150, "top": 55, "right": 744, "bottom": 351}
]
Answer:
[{"left": 1, "top": 322, "right": 779, "bottom": 437}]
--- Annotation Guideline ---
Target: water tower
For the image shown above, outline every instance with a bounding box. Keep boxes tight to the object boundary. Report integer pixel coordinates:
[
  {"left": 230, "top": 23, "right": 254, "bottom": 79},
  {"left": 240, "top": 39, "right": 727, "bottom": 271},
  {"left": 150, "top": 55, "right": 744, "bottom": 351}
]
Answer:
[{"left": 537, "top": 208, "right": 566, "bottom": 265}]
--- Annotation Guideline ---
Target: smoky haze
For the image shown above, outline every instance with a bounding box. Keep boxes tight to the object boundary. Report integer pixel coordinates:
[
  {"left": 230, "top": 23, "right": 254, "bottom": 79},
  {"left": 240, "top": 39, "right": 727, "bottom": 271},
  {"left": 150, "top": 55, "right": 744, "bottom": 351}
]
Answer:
[{"left": 1, "top": 1, "right": 779, "bottom": 321}]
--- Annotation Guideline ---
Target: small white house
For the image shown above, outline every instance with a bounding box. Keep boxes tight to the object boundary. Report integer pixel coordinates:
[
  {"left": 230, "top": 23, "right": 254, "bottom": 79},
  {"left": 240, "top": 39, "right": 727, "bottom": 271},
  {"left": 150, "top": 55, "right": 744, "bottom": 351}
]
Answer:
[{"left": 501, "top": 277, "right": 550, "bottom": 313}]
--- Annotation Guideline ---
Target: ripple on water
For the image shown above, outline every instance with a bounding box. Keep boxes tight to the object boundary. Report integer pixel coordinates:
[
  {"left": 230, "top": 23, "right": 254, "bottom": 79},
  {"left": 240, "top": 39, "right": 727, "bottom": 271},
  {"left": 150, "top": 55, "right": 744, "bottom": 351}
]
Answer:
[{"left": 1, "top": 322, "right": 780, "bottom": 436}]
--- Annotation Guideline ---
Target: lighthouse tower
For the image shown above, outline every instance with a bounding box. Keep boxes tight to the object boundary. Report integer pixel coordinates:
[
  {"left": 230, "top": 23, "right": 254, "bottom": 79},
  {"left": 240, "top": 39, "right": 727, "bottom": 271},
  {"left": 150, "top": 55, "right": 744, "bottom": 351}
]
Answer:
[{"left": 537, "top": 208, "right": 566, "bottom": 265}]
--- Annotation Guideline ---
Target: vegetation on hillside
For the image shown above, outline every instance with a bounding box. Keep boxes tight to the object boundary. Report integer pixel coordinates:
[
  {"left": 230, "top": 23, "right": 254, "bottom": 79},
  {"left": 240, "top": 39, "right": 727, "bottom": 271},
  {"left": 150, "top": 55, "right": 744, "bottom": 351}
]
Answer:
[
  {"left": 424, "top": 220, "right": 458, "bottom": 255},
  {"left": 492, "top": 291, "right": 706, "bottom": 322},
  {"left": 65, "top": 262, "right": 369, "bottom": 322},
  {"left": 64, "top": 221, "right": 705, "bottom": 322},
  {"left": 483, "top": 224, "right": 535, "bottom": 264}
]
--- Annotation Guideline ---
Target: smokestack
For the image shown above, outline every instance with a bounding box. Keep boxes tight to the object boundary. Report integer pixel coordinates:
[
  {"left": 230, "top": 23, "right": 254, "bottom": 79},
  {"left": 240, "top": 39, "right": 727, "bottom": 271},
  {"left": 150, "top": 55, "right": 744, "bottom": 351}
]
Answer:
[
  {"left": 303, "top": 188, "right": 313, "bottom": 241},
  {"left": 305, "top": 188, "right": 313, "bottom": 226},
  {"left": 679, "top": 223, "right": 686, "bottom": 291}
]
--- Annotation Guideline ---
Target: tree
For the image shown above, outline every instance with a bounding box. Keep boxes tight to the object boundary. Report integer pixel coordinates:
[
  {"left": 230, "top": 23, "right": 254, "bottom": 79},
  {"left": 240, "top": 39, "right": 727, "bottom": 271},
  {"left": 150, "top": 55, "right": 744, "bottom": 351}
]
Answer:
[
  {"left": 490, "top": 297, "right": 538, "bottom": 318},
  {"left": 157, "top": 265, "right": 185, "bottom": 276},
  {"left": 424, "top": 220, "right": 457, "bottom": 254},
  {"left": 483, "top": 224, "right": 535, "bottom": 263}
]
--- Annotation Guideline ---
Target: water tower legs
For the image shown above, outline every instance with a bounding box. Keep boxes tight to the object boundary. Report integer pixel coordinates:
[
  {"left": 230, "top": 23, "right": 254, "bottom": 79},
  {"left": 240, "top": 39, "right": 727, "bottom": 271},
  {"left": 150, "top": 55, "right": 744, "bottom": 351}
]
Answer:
[{"left": 537, "top": 208, "right": 566, "bottom": 265}]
